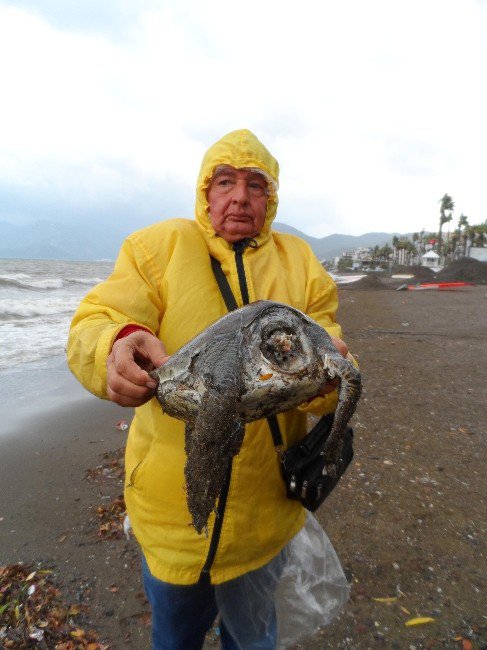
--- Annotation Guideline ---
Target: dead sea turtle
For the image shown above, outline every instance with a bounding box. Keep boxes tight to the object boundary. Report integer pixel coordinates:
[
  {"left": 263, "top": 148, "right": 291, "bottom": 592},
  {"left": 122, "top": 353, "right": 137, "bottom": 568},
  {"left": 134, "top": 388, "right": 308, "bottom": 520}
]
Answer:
[{"left": 150, "top": 300, "right": 361, "bottom": 534}]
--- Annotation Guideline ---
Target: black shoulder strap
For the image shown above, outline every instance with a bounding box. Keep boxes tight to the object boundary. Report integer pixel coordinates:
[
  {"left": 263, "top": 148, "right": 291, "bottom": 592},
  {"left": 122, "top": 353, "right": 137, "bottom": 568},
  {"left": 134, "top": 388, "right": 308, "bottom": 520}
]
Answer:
[
  {"left": 210, "top": 256, "right": 238, "bottom": 311},
  {"left": 209, "top": 255, "right": 284, "bottom": 449},
  {"left": 266, "top": 414, "right": 284, "bottom": 450}
]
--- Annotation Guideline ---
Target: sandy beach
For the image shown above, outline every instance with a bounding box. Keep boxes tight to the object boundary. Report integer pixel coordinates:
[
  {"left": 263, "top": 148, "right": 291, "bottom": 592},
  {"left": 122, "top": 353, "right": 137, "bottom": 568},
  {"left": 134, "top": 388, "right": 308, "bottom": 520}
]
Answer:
[{"left": 1, "top": 285, "right": 486, "bottom": 649}]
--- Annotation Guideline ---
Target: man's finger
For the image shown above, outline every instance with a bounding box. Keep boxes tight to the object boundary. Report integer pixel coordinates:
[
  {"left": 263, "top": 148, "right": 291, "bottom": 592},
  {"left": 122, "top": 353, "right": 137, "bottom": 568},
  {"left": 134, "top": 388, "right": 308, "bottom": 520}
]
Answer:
[
  {"left": 107, "top": 366, "right": 156, "bottom": 399},
  {"left": 105, "top": 332, "right": 169, "bottom": 406},
  {"left": 107, "top": 385, "right": 154, "bottom": 407},
  {"left": 330, "top": 336, "right": 348, "bottom": 358},
  {"left": 114, "top": 355, "right": 152, "bottom": 385},
  {"left": 320, "top": 378, "right": 339, "bottom": 395},
  {"left": 121, "top": 332, "right": 169, "bottom": 370}
]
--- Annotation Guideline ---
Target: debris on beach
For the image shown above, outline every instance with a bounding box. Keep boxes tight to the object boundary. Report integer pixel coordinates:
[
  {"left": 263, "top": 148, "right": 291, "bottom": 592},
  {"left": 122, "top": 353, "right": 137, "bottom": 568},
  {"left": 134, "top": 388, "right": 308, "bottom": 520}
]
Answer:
[
  {"left": 115, "top": 419, "right": 128, "bottom": 431},
  {"left": 0, "top": 563, "right": 107, "bottom": 649},
  {"left": 404, "top": 616, "right": 435, "bottom": 627},
  {"left": 123, "top": 514, "right": 132, "bottom": 540},
  {"left": 150, "top": 300, "right": 361, "bottom": 534},
  {"left": 95, "top": 496, "right": 126, "bottom": 540},
  {"left": 85, "top": 447, "right": 125, "bottom": 483},
  {"left": 85, "top": 449, "right": 131, "bottom": 542}
]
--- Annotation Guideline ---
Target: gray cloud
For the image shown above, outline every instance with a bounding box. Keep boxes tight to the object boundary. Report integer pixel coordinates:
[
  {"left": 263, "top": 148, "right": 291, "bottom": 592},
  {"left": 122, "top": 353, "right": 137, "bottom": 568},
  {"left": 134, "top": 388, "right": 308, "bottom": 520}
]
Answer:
[{"left": 0, "top": 172, "right": 195, "bottom": 229}]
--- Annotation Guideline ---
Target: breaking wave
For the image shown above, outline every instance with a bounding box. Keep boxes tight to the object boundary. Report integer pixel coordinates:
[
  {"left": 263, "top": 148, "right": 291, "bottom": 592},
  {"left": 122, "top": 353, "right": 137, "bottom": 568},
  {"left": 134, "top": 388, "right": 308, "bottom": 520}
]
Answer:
[
  {"left": 0, "top": 297, "right": 80, "bottom": 319},
  {"left": 0, "top": 275, "right": 103, "bottom": 291},
  {"left": 0, "top": 259, "right": 112, "bottom": 368},
  {"left": 65, "top": 277, "right": 105, "bottom": 286}
]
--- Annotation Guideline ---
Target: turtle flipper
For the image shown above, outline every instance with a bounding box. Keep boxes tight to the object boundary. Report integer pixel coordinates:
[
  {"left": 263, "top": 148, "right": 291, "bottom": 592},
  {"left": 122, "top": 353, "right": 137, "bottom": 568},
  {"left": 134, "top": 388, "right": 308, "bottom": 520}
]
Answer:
[
  {"left": 320, "top": 354, "right": 362, "bottom": 474},
  {"left": 184, "top": 388, "right": 245, "bottom": 534}
]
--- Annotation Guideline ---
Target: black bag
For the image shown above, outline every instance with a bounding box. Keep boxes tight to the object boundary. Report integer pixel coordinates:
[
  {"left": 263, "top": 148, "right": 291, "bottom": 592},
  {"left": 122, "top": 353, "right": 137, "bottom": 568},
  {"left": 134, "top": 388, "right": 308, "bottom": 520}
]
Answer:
[{"left": 279, "top": 413, "right": 354, "bottom": 511}]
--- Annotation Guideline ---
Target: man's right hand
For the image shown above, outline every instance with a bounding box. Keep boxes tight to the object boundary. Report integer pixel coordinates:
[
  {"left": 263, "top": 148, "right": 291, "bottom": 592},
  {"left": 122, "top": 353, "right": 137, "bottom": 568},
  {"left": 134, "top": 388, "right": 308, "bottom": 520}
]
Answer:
[{"left": 106, "top": 331, "right": 169, "bottom": 407}]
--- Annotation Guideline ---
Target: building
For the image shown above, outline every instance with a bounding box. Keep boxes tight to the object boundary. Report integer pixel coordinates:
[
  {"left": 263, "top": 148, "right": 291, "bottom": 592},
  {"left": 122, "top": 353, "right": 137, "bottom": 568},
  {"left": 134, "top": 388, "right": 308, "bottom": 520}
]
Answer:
[
  {"left": 340, "top": 247, "right": 375, "bottom": 270},
  {"left": 421, "top": 250, "right": 441, "bottom": 271},
  {"left": 468, "top": 246, "right": 487, "bottom": 262}
]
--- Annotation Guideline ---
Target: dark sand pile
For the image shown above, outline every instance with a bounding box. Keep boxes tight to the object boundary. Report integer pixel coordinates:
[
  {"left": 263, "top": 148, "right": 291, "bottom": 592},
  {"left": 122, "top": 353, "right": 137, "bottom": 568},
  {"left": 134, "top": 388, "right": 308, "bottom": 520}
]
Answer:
[
  {"left": 437, "top": 257, "right": 487, "bottom": 283},
  {"left": 339, "top": 274, "right": 386, "bottom": 290},
  {"left": 399, "top": 265, "right": 436, "bottom": 282},
  {"left": 340, "top": 258, "right": 487, "bottom": 290}
]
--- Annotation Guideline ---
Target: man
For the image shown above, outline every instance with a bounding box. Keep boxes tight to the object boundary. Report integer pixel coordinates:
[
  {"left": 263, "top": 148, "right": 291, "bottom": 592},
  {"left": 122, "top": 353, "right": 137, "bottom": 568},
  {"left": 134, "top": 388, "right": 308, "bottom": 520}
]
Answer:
[{"left": 68, "top": 129, "right": 348, "bottom": 649}]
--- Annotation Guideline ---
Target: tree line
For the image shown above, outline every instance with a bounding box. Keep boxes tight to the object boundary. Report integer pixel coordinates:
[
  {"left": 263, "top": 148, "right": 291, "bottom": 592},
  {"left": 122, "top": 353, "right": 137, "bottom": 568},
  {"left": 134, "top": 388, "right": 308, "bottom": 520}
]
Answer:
[{"left": 366, "top": 194, "right": 486, "bottom": 268}]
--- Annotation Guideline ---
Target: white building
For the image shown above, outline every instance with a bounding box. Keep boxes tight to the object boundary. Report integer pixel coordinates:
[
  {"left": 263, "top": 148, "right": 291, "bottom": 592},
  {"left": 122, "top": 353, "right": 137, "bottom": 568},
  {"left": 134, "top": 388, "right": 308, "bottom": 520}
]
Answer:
[
  {"left": 421, "top": 250, "right": 441, "bottom": 271},
  {"left": 469, "top": 246, "right": 487, "bottom": 262}
]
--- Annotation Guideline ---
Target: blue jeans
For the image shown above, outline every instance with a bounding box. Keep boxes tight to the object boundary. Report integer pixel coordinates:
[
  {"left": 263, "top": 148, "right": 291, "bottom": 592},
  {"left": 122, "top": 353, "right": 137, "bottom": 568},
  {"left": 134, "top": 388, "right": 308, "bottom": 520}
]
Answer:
[{"left": 142, "top": 551, "right": 286, "bottom": 650}]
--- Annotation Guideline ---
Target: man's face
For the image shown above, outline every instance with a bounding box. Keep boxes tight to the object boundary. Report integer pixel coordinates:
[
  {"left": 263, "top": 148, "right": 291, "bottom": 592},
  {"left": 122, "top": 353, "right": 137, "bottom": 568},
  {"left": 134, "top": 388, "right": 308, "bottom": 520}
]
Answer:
[{"left": 207, "top": 167, "right": 268, "bottom": 243}]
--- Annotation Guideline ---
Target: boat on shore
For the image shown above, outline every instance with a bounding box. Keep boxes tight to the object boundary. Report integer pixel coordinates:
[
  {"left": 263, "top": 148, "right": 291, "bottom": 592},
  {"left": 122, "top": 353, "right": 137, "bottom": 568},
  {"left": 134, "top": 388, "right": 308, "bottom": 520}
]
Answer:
[{"left": 397, "top": 281, "right": 475, "bottom": 291}]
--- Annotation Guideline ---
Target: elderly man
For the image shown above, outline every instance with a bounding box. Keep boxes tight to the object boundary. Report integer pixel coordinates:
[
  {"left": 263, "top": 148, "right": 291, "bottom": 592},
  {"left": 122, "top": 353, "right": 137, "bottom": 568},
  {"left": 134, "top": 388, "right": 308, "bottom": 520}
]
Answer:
[{"left": 68, "top": 129, "right": 348, "bottom": 649}]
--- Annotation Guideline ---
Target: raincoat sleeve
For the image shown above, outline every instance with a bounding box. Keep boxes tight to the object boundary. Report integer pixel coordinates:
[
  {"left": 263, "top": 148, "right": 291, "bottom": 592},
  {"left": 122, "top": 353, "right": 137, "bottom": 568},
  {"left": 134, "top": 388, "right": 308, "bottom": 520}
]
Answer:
[
  {"left": 298, "top": 249, "right": 352, "bottom": 416},
  {"left": 67, "top": 234, "right": 164, "bottom": 399}
]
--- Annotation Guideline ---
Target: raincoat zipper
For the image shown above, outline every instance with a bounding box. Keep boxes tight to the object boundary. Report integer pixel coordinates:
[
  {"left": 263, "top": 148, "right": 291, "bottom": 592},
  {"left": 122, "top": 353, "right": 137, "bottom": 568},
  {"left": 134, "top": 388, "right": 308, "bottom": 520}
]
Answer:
[{"left": 198, "top": 239, "right": 253, "bottom": 584}]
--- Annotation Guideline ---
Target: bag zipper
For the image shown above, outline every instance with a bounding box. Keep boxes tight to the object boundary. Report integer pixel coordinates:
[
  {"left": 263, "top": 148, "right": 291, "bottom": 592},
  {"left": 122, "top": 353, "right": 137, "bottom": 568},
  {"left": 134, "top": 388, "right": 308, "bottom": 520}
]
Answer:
[{"left": 198, "top": 238, "right": 253, "bottom": 584}]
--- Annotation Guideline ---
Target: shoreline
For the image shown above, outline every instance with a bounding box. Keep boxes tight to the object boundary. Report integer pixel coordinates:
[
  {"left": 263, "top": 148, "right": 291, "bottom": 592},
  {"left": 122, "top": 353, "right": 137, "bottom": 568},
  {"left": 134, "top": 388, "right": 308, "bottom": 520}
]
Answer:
[
  {"left": 0, "top": 361, "right": 132, "bottom": 563},
  {"left": 0, "top": 355, "right": 103, "bottom": 438}
]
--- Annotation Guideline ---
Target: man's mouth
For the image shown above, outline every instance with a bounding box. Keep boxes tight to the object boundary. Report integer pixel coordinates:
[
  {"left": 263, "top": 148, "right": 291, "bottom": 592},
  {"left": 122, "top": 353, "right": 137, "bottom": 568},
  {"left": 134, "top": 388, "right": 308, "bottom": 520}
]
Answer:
[{"left": 226, "top": 214, "right": 252, "bottom": 221}]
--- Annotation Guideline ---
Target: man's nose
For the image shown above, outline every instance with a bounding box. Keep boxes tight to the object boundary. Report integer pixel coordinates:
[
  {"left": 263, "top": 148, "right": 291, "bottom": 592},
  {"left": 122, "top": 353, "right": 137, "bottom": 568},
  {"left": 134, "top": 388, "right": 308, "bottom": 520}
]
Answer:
[{"left": 231, "top": 179, "right": 250, "bottom": 204}]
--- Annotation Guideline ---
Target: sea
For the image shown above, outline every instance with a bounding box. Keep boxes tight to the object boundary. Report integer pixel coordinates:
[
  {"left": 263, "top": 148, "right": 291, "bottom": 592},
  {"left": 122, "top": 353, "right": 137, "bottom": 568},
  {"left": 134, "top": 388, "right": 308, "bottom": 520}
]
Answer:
[
  {"left": 0, "top": 258, "right": 114, "bottom": 369},
  {"left": 0, "top": 258, "right": 114, "bottom": 431}
]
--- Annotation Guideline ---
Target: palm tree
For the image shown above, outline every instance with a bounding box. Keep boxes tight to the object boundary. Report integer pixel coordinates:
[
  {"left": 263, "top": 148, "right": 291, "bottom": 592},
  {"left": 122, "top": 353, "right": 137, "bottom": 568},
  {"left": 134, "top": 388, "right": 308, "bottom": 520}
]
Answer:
[
  {"left": 392, "top": 236, "right": 399, "bottom": 264},
  {"left": 406, "top": 240, "right": 417, "bottom": 265},
  {"left": 458, "top": 214, "right": 469, "bottom": 257},
  {"left": 372, "top": 245, "right": 379, "bottom": 265},
  {"left": 448, "top": 231, "right": 460, "bottom": 260},
  {"left": 378, "top": 244, "right": 393, "bottom": 269},
  {"left": 438, "top": 194, "right": 454, "bottom": 261},
  {"left": 475, "top": 228, "right": 486, "bottom": 247}
]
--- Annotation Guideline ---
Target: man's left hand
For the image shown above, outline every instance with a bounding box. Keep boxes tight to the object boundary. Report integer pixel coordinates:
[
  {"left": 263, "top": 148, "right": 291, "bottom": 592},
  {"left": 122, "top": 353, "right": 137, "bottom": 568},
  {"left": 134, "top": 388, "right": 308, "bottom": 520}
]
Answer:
[{"left": 319, "top": 336, "right": 349, "bottom": 395}]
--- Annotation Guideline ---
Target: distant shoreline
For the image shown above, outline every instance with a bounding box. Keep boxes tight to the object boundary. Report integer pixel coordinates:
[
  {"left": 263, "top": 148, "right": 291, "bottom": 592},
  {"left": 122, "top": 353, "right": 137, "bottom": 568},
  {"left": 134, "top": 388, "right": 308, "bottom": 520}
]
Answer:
[{"left": 0, "top": 257, "right": 115, "bottom": 263}]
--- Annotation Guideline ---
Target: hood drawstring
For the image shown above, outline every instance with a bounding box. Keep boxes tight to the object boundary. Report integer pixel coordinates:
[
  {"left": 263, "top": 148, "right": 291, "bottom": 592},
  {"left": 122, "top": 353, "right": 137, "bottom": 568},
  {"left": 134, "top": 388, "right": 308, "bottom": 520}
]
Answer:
[{"left": 232, "top": 238, "right": 258, "bottom": 254}]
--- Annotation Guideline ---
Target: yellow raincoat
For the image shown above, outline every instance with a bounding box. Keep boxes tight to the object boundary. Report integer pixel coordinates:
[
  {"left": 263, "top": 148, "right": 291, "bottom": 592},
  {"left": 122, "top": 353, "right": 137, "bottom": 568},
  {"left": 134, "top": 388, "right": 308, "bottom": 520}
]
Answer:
[{"left": 67, "top": 129, "right": 343, "bottom": 585}]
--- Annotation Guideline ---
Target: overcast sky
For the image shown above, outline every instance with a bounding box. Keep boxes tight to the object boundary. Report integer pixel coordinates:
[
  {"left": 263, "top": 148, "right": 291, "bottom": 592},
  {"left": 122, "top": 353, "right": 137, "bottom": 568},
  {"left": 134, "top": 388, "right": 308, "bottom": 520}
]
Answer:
[{"left": 0, "top": 0, "right": 486, "bottom": 238}]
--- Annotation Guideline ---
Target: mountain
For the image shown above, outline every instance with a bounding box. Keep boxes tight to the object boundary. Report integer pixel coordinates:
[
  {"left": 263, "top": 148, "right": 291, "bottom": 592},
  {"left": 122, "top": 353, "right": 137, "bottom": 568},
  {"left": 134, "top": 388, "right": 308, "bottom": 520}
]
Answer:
[
  {"left": 0, "top": 219, "right": 131, "bottom": 261},
  {"left": 273, "top": 223, "right": 397, "bottom": 260},
  {"left": 0, "top": 217, "right": 397, "bottom": 261}
]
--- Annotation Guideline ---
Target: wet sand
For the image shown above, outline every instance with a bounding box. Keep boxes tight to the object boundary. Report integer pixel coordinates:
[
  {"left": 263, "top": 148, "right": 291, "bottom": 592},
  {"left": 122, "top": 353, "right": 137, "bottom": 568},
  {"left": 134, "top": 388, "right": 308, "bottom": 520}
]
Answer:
[{"left": 1, "top": 286, "right": 486, "bottom": 648}]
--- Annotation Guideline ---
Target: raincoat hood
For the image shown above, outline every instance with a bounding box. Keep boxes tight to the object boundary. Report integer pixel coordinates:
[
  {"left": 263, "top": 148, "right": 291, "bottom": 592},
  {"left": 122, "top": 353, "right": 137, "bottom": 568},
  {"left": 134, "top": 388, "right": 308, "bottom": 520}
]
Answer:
[{"left": 195, "top": 129, "right": 279, "bottom": 245}]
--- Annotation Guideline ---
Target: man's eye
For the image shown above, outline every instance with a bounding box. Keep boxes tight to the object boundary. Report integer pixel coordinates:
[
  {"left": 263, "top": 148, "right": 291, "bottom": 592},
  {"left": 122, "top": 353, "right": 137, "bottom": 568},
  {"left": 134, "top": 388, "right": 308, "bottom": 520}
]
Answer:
[
  {"left": 218, "top": 178, "right": 234, "bottom": 186},
  {"left": 248, "top": 181, "right": 267, "bottom": 195}
]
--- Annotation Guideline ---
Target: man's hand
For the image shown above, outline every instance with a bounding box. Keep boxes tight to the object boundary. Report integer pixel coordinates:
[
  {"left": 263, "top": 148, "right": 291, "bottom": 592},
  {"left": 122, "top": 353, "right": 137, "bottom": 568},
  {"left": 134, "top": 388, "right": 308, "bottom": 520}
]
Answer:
[
  {"left": 319, "top": 336, "right": 350, "bottom": 395},
  {"left": 107, "top": 331, "right": 169, "bottom": 407}
]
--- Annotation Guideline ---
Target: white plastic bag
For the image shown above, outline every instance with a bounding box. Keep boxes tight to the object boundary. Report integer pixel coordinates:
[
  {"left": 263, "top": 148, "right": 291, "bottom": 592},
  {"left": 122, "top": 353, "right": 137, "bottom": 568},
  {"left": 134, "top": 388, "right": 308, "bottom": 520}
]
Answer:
[
  {"left": 215, "top": 513, "right": 349, "bottom": 649},
  {"left": 275, "top": 512, "right": 350, "bottom": 648}
]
